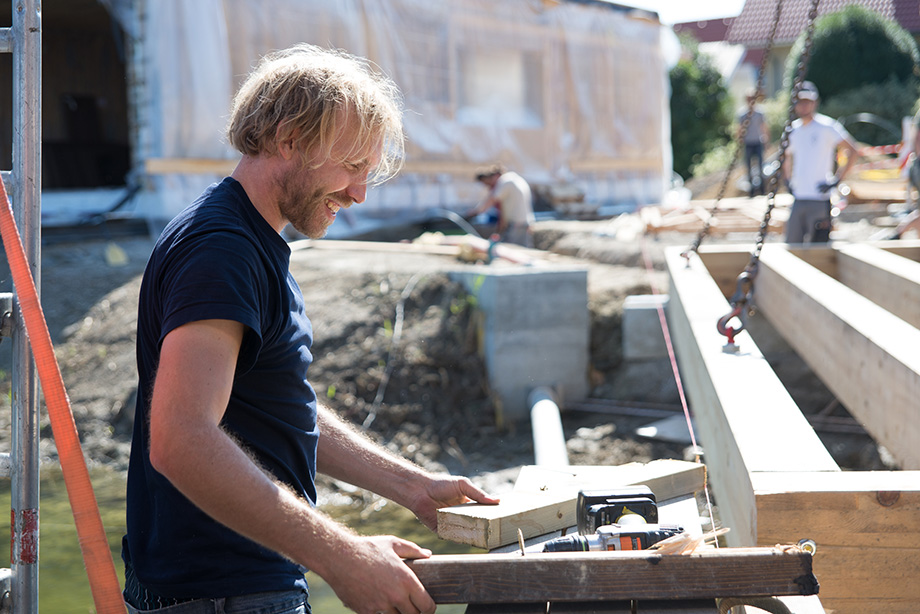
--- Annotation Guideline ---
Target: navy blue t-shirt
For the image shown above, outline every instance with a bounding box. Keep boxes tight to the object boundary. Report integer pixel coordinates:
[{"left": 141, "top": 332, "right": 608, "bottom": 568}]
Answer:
[{"left": 123, "top": 177, "right": 317, "bottom": 598}]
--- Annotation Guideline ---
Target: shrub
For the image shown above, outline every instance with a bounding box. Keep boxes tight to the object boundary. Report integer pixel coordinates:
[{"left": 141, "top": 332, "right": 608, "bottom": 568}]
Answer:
[
  {"left": 820, "top": 77, "right": 919, "bottom": 145},
  {"left": 670, "top": 37, "right": 732, "bottom": 180}
]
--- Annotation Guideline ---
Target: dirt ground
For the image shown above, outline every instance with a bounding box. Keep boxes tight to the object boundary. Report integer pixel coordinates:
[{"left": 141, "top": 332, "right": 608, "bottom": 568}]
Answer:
[{"left": 0, "top": 211, "right": 897, "bottom": 509}]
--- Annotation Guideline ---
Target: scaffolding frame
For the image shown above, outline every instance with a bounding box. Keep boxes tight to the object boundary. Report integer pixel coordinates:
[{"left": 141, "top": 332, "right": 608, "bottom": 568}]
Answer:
[{"left": 1, "top": 1, "right": 42, "bottom": 612}]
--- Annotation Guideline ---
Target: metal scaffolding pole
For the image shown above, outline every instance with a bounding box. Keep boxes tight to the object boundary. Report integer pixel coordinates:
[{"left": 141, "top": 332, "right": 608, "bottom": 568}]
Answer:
[{"left": 7, "top": 1, "right": 42, "bottom": 613}]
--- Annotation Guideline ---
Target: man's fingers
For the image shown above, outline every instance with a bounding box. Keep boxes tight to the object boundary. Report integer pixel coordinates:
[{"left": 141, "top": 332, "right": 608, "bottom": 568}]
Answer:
[
  {"left": 392, "top": 537, "right": 432, "bottom": 560},
  {"left": 408, "top": 587, "right": 437, "bottom": 614},
  {"left": 460, "top": 479, "right": 500, "bottom": 505}
]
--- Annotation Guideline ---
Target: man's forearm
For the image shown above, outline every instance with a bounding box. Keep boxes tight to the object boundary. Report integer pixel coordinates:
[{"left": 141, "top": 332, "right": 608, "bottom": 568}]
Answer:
[{"left": 316, "top": 406, "right": 429, "bottom": 508}]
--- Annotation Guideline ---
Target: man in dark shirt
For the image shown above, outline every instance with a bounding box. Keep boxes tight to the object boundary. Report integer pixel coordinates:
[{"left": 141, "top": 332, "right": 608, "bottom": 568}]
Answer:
[{"left": 123, "top": 43, "right": 498, "bottom": 614}]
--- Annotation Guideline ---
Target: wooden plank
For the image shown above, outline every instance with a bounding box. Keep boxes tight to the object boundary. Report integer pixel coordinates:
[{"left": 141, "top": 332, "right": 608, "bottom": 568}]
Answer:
[
  {"left": 695, "top": 245, "right": 751, "bottom": 298},
  {"left": 468, "top": 599, "right": 720, "bottom": 613},
  {"left": 407, "top": 548, "right": 818, "bottom": 604},
  {"left": 835, "top": 242, "right": 920, "bottom": 329},
  {"left": 752, "top": 471, "right": 920, "bottom": 611},
  {"left": 512, "top": 460, "right": 705, "bottom": 499},
  {"left": 876, "top": 238, "right": 920, "bottom": 262},
  {"left": 144, "top": 157, "right": 238, "bottom": 175},
  {"left": 754, "top": 246, "right": 920, "bottom": 469},
  {"left": 288, "top": 238, "right": 461, "bottom": 256},
  {"left": 786, "top": 244, "right": 838, "bottom": 279},
  {"left": 664, "top": 247, "right": 839, "bottom": 546},
  {"left": 438, "top": 461, "right": 704, "bottom": 549}
]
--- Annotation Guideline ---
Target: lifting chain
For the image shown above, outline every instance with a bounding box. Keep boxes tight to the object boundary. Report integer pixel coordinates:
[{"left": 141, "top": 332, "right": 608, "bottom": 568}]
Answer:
[
  {"left": 682, "top": 0, "right": 785, "bottom": 262},
  {"left": 717, "top": 0, "right": 822, "bottom": 351}
]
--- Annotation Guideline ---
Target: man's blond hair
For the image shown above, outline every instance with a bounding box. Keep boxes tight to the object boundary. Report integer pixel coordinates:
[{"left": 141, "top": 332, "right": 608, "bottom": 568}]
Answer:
[{"left": 227, "top": 44, "right": 404, "bottom": 184}]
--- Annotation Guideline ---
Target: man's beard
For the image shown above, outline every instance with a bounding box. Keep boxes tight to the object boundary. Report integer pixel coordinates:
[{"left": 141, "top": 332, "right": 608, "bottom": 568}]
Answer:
[{"left": 277, "top": 170, "right": 335, "bottom": 239}]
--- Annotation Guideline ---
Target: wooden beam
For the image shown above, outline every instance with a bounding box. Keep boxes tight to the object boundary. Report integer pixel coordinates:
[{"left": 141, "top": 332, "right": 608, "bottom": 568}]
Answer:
[
  {"left": 752, "top": 471, "right": 920, "bottom": 612},
  {"left": 695, "top": 245, "right": 751, "bottom": 298},
  {"left": 437, "top": 461, "right": 704, "bottom": 549},
  {"left": 144, "top": 157, "right": 238, "bottom": 175},
  {"left": 835, "top": 243, "right": 920, "bottom": 329},
  {"left": 511, "top": 460, "right": 705, "bottom": 498},
  {"left": 664, "top": 247, "right": 839, "bottom": 546},
  {"left": 875, "top": 238, "right": 920, "bottom": 262},
  {"left": 467, "top": 600, "right": 720, "bottom": 613},
  {"left": 407, "top": 547, "right": 818, "bottom": 604},
  {"left": 288, "top": 239, "right": 461, "bottom": 257},
  {"left": 666, "top": 244, "right": 920, "bottom": 613},
  {"left": 754, "top": 246, "right": 920, "bottom": 469}
]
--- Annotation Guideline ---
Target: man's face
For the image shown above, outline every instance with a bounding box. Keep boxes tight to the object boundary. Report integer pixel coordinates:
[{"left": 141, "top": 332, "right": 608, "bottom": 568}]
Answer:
[
  {"left": 795, "top": 98, "right": 817, "bottom": 119},
  {"left": 277, "top": 126, "right": 382, "bottom": 239}
]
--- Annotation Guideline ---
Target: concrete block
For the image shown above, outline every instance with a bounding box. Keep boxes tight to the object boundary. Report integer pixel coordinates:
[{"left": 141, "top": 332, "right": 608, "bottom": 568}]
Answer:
[
  {"left": 451, "top": 266, "right": 589, "bottom": 421},
  {"left": 623, "top": 294, "right": 669, "bottom": 360}
]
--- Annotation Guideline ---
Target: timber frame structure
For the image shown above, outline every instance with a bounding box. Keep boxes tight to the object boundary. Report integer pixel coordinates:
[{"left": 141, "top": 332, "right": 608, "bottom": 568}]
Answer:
[{"left": 666, "top": 240, "right": 920, "bottom": 614}]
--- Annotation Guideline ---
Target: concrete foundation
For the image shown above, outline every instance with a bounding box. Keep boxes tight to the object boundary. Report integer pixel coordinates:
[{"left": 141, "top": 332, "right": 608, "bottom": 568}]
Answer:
[
  {"left": 623, "top": 294, "right": 669, "bottom": 360},
  {"left": 451, "top": 266, "right": 589, "bottom": 423}
]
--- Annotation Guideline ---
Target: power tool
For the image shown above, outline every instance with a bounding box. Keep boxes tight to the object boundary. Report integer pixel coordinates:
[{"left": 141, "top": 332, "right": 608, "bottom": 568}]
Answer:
[{"left": 542, "top": 486, "right": 684, "bottom": 553}]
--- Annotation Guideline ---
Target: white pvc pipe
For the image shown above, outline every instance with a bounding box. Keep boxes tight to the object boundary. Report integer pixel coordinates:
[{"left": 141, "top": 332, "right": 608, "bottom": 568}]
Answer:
[{"left": 529, "top": 387, "right": 569, "bottom": 466}]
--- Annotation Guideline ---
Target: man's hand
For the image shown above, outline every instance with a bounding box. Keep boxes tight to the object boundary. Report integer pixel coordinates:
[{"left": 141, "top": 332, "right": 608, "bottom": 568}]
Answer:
[
  {"left": 408, "top": 476, "right": 500, "bottom": 531},
  {"left": 816, "top": 176, "right": 839, "bottom": 193},
  {"left": 322, "top": 534, "right": 435, "bottom": 614}
]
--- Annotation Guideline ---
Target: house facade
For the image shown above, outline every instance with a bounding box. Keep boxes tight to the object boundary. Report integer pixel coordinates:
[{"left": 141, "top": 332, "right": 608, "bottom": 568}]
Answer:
[{"left": 2, "top": 0, "right": 676, "bottom": 237}]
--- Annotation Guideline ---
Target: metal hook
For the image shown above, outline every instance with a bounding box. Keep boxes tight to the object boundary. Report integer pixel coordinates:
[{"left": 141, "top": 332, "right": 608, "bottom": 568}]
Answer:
[{"left": 717, "top": 303, "right": 746, "bottom": 353}]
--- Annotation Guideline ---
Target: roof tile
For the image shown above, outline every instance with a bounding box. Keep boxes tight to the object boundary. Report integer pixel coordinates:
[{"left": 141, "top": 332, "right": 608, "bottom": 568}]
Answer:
[{"left": 726, "top": 0, "right": 920, "bottom": 46}]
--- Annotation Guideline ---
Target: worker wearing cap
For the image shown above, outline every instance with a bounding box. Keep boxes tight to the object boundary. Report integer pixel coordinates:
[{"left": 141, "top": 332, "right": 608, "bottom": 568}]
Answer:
[{"left": 783, "top": 81, "right": 858, "bottom": 243}]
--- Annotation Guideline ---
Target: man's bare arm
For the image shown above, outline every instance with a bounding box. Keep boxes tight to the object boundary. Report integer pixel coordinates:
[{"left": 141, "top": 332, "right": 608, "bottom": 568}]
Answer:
[{"left": 316, "top": 406, "right": 499, "bottom": 530}]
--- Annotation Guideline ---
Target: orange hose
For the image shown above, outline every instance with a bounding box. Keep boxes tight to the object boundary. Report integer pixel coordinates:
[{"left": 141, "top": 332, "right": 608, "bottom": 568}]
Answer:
[{"left": 0, "top": 177, "right": 125, "bottom": 612}]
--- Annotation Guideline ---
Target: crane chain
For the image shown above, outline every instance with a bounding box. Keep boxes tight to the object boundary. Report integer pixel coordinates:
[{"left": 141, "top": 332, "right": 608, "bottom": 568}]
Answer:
[
  {"left": 717, "top": 0, "right": 822, "bottom": 350},
  {"left": 682, "top": 0, "right": 784, "bottom": 261}
]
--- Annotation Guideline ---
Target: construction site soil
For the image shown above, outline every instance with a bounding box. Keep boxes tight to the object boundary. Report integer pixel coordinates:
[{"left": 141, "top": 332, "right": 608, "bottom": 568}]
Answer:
[{"left": 0, "top": 212, "right": 898, "bottom": 510}]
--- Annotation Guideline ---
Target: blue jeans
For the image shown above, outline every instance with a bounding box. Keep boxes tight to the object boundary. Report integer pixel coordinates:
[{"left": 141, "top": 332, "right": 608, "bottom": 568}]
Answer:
[{"left": 124, "top": 590, "right": 310, "bottom": 614}]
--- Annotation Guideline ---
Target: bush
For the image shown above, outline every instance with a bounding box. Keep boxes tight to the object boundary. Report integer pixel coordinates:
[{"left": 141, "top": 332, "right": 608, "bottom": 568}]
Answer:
[
  {"left": 785, "top": 5, "right": 919, "bottom": 100},
  {"left": 670, "top": 38, "right": 732, "bottom": 180},
  {"left": 820, "top": 77, "right": 919, "bottom": 145}
]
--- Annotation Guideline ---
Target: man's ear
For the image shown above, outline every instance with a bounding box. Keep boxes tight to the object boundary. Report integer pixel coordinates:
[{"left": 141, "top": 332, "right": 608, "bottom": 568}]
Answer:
[
  {"left": 276, "top": 125, "right": 297, "bottom": 160},
  {"left": 278, "top": 139, "right": 297, "bottom": 161}
]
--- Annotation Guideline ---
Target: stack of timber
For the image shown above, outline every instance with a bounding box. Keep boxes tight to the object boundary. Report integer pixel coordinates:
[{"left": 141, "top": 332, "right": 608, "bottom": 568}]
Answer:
[
  {"left": 532, "top": 183, "right": 599, "bottom": 220},
  {"left": 666, "top": 239, "right": 920, "bottom": 614},
  {"left": 641, "top": 195, "right": 791, "bottom": 236}
]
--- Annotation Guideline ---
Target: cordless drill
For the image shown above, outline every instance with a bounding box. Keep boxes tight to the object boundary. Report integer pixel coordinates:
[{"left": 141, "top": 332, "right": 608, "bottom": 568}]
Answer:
[{"left": 542, "top": 486, "right": 684, "bottom": 552}]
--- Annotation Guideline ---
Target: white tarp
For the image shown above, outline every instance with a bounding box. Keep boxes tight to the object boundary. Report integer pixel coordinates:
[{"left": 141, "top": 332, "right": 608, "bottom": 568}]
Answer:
[{"left": 106, "top": 0, "right": 672, "bottom": 235}]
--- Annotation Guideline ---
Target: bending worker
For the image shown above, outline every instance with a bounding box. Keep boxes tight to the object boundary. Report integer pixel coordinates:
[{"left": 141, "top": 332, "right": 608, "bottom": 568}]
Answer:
[
  {"left": 470, "top": 166, "right": 536, "bottom": 247},
  {"left": 122, "top": 44, "right": 499, "bottom": 614}
]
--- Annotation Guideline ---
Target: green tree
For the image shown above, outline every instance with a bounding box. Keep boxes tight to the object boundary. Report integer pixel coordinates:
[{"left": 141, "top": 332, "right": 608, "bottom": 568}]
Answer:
[
  {"left": 786, "top": 6, "right": 918, "bottom": 99},
  {"left": 783, "top": 5, "right": 919, "bottom": 144},
  {"left": 670, "top": 39, "right": 731, "bottom": 180}
]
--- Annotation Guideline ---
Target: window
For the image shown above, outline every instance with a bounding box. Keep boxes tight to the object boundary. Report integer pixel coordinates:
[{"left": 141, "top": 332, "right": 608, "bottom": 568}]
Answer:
[{"left": 457, "top": 48, "right": 543, "bottom": 128}]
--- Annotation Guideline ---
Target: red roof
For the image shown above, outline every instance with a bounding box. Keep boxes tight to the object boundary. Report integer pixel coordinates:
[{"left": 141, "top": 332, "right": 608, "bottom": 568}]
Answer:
[
  {"left": 727, "top": 0, "right": 920, "bottom": 46},
  {"left": 673, "top": 17, "right": 736, "bottom": 43}
]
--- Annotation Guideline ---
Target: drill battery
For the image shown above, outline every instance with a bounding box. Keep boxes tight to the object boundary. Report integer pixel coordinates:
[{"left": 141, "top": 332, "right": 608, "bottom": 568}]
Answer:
[
  {"left": 542, "top": 523, "right": 685, "bottom": 552},
  {"left": 577, "top": 486, "right": 659, "bottom": 535}
]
